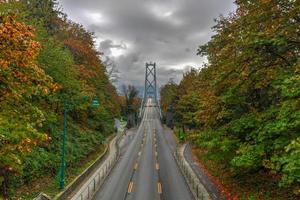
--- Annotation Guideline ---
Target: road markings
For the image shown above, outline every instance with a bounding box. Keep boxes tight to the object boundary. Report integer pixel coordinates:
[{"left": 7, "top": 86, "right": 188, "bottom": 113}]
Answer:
[
  {"left": 128, "top": 182, "right": 134, "bottom": 193},
  {"left": 155, "top": 151, "right": 158, "bottom": 157},
  {"left": 213, "top": 193, "right": 217, "bottom": 198},
  {"left": 156, "top": 163, "right": 159, "bottom": 170},
  {"left": 134, "top": 163, "right": 138, "bottom": 170},
  {"left": 138, "top": 151, "right": 141, "bottom": 156},
  {"left": 157, "top": 182, "right": 162, "bottom": 194}
]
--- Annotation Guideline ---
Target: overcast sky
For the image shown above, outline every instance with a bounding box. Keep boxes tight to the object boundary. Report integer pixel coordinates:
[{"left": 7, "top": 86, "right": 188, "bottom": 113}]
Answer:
[{"left": 58, "top": 0, "right": 236, "bottom": 91}]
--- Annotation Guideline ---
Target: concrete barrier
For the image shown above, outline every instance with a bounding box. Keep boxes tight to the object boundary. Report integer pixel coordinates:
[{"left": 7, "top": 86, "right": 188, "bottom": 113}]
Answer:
[
  {"left": 174, "top": 144, "right": 210, "bottom": 200},
  {"left": 53, "top": 142, "right": 109, "bottom": 200},
  {"left": 69, "top": 130, "right": 126, "bottom": 200}
]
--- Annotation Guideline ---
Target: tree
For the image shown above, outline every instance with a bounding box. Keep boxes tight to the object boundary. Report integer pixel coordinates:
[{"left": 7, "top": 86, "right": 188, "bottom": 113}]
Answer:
[
  {"left": 102, "top": 56, "right": 120, "bottom": 83},
  {"left": 122, "top": 85, "right": 139, "bottom": 128},
  {"left": 161, "top": 0, "right": 300, "bottom": 193},
  {"left": 0, "top": 1, "right": 122, "bottom": 197},
  {"left": 160, "top": 79, "right": 178, "bottom": 115},
  {"left": 197, "top": 1, "right": 300, "bottom": 187},
  {"left": 0, "top": 15, "right": 55, "bottom": 197}
]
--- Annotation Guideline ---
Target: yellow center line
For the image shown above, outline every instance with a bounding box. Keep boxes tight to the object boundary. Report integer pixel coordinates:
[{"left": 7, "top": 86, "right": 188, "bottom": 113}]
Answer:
[
  {"left": 134, "top": 163, "right": 138, "bottom": 170},
  {"left": 156, "top": 163, "right": 160, "bottom": 170},
  {"left": 128, "top": 182, "right": 134, "bottom": 193},
  {"left": 157, "top": 182, "right": 162, "bottom": 194}
]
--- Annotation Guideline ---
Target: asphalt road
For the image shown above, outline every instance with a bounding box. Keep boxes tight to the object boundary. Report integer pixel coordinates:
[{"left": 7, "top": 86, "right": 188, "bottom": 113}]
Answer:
[{"left": 93, "top": 99, "right": 193, "bottom": 200}]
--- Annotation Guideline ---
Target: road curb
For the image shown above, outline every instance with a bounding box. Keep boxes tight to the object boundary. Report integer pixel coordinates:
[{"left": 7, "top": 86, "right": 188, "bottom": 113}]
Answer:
[{"left": 174, "top": 143, "right": 210, "bottom": 200}]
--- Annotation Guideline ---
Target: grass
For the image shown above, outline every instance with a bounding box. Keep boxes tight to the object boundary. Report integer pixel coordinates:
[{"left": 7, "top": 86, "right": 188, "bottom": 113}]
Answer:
[{"left": 12, "top": 144, "right": 107, "bottom": 200}]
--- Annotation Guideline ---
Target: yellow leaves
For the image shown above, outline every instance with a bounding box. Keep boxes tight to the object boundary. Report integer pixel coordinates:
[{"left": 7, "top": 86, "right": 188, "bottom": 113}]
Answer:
[
  {"left": 25, "top": 138, "right": 31, "bottom": 144},
  {"left": 44, "top": 133, "right": 52, "bottom": 141},
  {"left": 0, "top": 59, "right": 9, "bottom": 68},
  {"left": 43, "top": 88, "right": 49, "bottom": 94},
  {"left": 54, "top": 84, "right": 60, "bottom": 91},
  {"left": 16, "top": 158, "right": 21, "bottom": 165}
]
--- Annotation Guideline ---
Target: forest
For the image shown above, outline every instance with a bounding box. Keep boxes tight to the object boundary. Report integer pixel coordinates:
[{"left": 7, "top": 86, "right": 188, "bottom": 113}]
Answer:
[
  {"left": 160, "top": 0, "right": 299, "bottom": 199},
  {"left": 1, "top": 0, "right": 299, "bottom": 199},
  {"left": 0, "top": 0, "right": 125, "bottom": 198}
]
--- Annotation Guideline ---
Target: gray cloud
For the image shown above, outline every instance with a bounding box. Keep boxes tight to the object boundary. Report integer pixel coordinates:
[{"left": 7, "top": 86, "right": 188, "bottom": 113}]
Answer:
[
  {"left": 58, "top": 0, "right": 236, "bottom": 91},
  {"left": 100, "top": 39, "right": 127, "bottom": 55}
]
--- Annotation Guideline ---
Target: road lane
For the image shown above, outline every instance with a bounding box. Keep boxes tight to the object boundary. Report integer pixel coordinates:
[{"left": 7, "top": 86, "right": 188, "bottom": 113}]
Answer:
[
  {"left": 93, "top": 118, "right": 145, "bottom": 200},
  {"left": 154, "top": 111, "right": 193, "bottom": 200},
  {"left": 93, "top": 99, "right": 193, "bottom": 200},
  {"left": 128, "top": 114, "right": 160, "bottom": 200}
]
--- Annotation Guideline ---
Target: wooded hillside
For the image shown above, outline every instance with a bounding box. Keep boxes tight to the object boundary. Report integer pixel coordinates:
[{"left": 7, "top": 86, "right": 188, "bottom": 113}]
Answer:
[
  {"left": 0, "top": 0, "right": 121, "bottom": 197},
  {"left": 160, "top": 0, "right": 299, "bottom": 199}
]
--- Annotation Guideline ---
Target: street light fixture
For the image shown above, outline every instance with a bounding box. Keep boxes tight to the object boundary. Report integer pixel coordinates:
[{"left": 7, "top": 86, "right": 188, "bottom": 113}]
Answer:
[
  {"left": 59, "top": 96, "right": 100, "bottom": 190},
  {"left": 91, "top": 96, "right": 100, "bottom": 107}
]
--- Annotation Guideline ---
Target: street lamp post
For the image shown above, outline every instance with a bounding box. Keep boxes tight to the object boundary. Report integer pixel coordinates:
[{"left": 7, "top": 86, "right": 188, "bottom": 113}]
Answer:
[
  {"left": 59, "top": 100, "right": 68, "bottom": 189},
  {"left": 59, "top": 96, "right": 99, "bottom": 190}
]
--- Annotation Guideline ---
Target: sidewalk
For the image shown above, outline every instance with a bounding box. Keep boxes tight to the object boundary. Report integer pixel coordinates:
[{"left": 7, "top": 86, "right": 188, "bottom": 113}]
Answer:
[
  {"left": 70, "top": 137, "right": 119, "bottom": 200},
  {"left": 184, "top": 144, "right": 225, "bottom": 200},
  {"left": 53, "top": 121, "right": 128, "bottom": 200}
]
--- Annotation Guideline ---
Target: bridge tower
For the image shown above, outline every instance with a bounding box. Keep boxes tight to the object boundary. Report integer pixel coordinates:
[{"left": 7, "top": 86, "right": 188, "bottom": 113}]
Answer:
[{"left": 139, "top": 62, "right": 161, "bottom": 119}]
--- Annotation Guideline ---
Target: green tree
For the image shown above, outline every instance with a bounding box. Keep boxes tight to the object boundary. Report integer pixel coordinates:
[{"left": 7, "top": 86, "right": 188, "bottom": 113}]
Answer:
[
  {"left": 0, "top": 15, "right": 55, "bottom": 197},
  {"left": 161, "top": 0, "right": 300, "bottom": 194}
]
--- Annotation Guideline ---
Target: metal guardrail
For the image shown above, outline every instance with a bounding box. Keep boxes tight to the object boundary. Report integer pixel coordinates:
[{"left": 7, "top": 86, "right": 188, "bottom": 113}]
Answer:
[
  {"left": 72, "top": 130, "right": 126, "bottom": 200},
  {"left": 174, "top": 144, "right": 210, "bottom": 200}
]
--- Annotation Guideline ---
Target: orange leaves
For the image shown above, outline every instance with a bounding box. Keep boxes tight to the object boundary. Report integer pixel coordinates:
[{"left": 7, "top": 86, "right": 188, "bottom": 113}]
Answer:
[
  {"left": 64, "top": 38, "right": 100, "bottom": 67},
  {"left": 0, "top": 15, "right": 56, "bottom": 179},
  {"left": 260, "top": 0, "right": 271, "bottom": 4},
  {"left": 0, "top": 15, "right": 40, "bottom": 69},
  {"left": 0, "top": 15, "right": 56, "bottom": 99}
]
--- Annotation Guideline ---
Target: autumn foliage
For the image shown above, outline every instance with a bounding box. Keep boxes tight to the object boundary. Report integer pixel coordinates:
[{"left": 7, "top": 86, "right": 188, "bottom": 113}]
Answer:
[
  {"left": 0, "top": 1, "right": 121, "bottom": 198},
  {"left": 0, "top": 14, "right": 56, "bottom": 197},
  {"left": 161, "top": 0, "right": 299, "bottom": 198}
]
